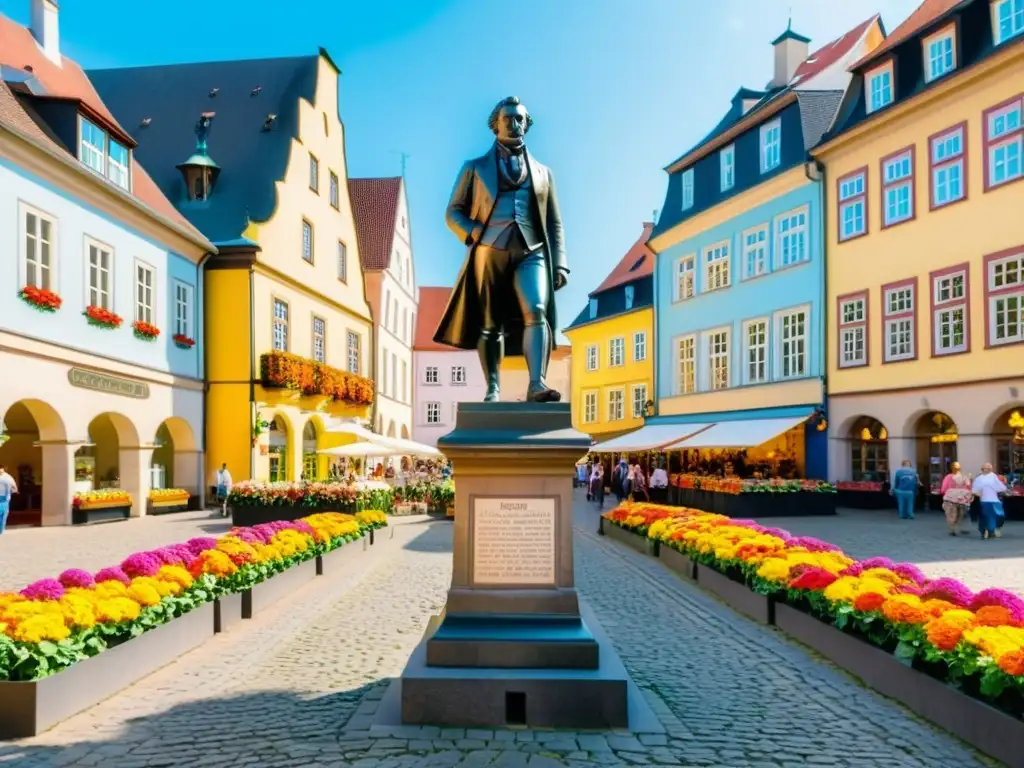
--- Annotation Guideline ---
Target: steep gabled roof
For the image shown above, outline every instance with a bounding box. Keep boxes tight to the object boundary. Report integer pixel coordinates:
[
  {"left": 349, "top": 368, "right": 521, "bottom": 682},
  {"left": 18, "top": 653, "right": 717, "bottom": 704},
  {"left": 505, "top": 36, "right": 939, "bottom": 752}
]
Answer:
[
  {"left": 89, "top": 54, "right": 320, "bottom": 245},
  {"left": 851, "top": 0, "right": 965, "bottom": 71},
  {"left": 791, "top": 15, "right": 881, "bottom": 85},
  {"left": 414, "top": 286, "right": 454, "bottom": 352},
  {"left": 590, "top": 222, "right": 655, "bottom": 295},
  {"left": 348, "top": 177, "right": 402, "bottom": 270},
  {"left": 0, "top": 13, "right": 209, "bottom": 247}
]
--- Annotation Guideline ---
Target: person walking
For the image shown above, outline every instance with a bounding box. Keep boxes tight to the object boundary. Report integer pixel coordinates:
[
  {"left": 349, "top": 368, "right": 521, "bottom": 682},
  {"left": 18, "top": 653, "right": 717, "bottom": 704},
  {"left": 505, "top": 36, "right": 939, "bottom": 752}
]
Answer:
[
  {"left": 892, "top": 460, "right": 920, "bottom": 520},
  {"left": 0, "top": 464, "right": 17, "bottom": 535},
  {"left": 215, "top": 463, "right": 232, "bottom": 518},
  {"left": 649, "top": 462, "right": 669, "bottom": 503},
  {"left": 940, "top": 462, "right": 973, "bottom": 536},
  {"left": 972, "top": 463, "right": 1008, "bottom": 540},
  {"left": 591, "top": 463, "right": 605, "bottom": 507},
  {"left": 612, "top": 458, "right": 628, "bottom": 504},
  {"left": 631, "top": 463, "right": 649, "bottom": 502}
]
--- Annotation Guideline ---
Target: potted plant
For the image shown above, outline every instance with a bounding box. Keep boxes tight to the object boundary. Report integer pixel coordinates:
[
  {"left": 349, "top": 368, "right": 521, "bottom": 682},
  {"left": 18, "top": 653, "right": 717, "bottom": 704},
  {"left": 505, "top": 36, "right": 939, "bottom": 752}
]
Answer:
[
  {"left": 19, "top": 286, "right": 62, "bottom": 312},
  {"left": 84, "top": 305, "right": 123, "bottom": 329}
]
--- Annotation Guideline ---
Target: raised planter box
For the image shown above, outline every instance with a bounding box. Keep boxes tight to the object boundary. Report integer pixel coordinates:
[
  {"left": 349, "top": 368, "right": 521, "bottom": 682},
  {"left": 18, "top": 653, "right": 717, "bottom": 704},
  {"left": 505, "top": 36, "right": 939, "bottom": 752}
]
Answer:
[
  {"left": 695, "top": 563, "right": 774, "bottom": 624},
  {"left": 214, "top": 592, "right": 243, "bottom": 634},
  {"left": 0, "top": 602, "right": 213, "bottom": 739},
  {"left": 836, "top": 489, "right": 893, "bottom": 510},
  {"left": 147, "top": 501, "right": 190, "bottom": 516},
  {"left": 659, "top": 546, "right": 696, "bottom": 581},
  {"left": 774, "top": 603, "right": 1024, "bottom": 768},
  {"left": 231, "top": 503, "right": 360, "bottom": 527},
  {"left": 71, "top": 504, "right": 131, "bottom": 525},
  {"left": 603, "top": 522, "right": 659, "bottom": 557},
  {"left": 315, "top": 541, "right": 361, "bottom": 575},
  {"left": 241, "top": 558, "right": 317, "bottom": 619}
]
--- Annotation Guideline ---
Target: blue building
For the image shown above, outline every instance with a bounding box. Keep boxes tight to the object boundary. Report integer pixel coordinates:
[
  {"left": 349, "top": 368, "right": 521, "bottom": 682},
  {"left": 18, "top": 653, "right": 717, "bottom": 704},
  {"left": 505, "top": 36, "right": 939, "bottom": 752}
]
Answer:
[
  {"left": 609, "top": 17, "right": 885, "bottom": 481},
  {"left": 0, "top": 2, "right": 214, "bottom": 526}
]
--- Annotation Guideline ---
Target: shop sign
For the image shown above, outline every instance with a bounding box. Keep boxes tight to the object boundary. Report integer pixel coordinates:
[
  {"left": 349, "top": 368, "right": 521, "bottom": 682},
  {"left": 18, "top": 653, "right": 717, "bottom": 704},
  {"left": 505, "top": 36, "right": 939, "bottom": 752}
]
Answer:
[{"left": 67, "top": 368, "right": 150, "bottom": 399}]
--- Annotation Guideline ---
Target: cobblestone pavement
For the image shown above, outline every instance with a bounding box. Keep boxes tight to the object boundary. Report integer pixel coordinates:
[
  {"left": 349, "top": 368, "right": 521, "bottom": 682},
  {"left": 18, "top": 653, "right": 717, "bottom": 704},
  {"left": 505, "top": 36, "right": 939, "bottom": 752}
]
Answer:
[
  {"left": 0, "top": 510, "right": 232, "bottom": 590},
  {"left": 0, "top": 496, "right": 994, "bottom": 767},
  {"left": 767, "top": 508, "right": 1023, "bottom": 595}
]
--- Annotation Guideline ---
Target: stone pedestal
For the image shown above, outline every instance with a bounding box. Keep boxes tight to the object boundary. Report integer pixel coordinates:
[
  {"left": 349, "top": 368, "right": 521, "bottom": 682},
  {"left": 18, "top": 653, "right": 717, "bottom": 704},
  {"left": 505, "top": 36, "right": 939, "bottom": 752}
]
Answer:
[{"left": 397, "top": 402, "right": 631, "bottom": 729}]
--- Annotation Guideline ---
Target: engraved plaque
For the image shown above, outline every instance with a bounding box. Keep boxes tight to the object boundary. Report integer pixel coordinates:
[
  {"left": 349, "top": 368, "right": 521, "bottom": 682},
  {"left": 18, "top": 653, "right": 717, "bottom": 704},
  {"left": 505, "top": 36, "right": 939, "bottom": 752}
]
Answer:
[{"left": 472, "top": 497, "right": 556, "bottom": 586}]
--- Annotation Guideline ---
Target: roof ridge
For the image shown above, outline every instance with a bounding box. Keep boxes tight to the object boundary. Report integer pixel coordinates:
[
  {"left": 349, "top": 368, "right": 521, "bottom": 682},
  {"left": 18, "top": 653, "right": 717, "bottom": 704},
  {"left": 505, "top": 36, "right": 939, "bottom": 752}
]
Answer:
[{"left": 87, "top": 53, "right": 320, "bottom": 74}]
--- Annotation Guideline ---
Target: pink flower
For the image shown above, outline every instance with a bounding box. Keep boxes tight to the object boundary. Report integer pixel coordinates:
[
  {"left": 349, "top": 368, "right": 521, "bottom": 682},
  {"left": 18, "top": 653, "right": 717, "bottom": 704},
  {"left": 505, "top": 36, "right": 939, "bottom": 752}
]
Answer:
[
  {"left": 891, "top": 563, "right": 927, "bottom": 585},
  {"left": 95, "top": 566, "right": 131, "bottom": 585},
  {"left": 919, "top": 577, "right": 974, "bottom": 607},
  {"left": 970, "top": 588, "right": 1024, "bottom": 622},
  {"left": 121, "top": 552, "right": 162, "bottom": 578},
  {"left": 842, "top": 557, "right": 896, "bottom": 577},
  {"left": 788, "top": 536, "right": 842, "bottom": 553},
  {"left": 186, "top": 537, "right": 217, "bottom": 556},
  {"left": 58, "top": 569, "right": 95, "bottom": 589},
  {"left": 20, "top": 578, "right": 64, "bottom": 601}
]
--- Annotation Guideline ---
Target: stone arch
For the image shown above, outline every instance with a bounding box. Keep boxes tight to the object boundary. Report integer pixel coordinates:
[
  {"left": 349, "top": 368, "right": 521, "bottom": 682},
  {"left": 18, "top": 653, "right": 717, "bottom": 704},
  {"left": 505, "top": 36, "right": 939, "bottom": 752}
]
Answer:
[
  {"left": 2, "top": 398, "right": 66, "bottom": 442},
  {"left": 265, "top": 410, "right": 293, "bottom": 482},
  {"left": 301, "top": 417, "right": 321, "bottom": 480},
  {"left": 0, "top": 400, "right": 68, "bottom": 526},
  {"left": 151, "top": 417, "right": 199, "bottom": 493},
  {"left": 401, "top": 424, "right": 410, "bottom": 440},
  {"left": 846, "top": 416, "right": 889, "bottom": 482},
  {"left": 910, "top": 410, "right": 959, "bottom": 489},
  {"left": 984, "top": 401, "right": 1024, "bottom": 435},
  {"left": 988, "top": 404, "right": 1024, "bottom": 475}
]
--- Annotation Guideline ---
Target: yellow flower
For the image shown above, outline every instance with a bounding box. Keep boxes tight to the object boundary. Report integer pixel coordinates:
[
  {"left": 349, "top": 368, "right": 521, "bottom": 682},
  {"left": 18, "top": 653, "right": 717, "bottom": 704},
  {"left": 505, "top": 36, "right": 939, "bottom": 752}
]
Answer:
[
  {"left": 823, "top": 576, "right": 860, "bottom": 604},
  {"left": 95, "top": 580, "right": 129, "bottom": 599},
  {"left": 12, "top": 614, "right": 71, "bottom": 643},
  {"left": 963, "top": 626, "right": 1024, "bottom": 660},
  {"left": 127, "top": 578, "right": 162, "bottom": 607},
  {"left": 157, "top": 565, "right": 193, "bottom": 592},
  {"left": 59, "top": 593, "right": 97, "bottom": 629},
  {"left": 756, "top": 558, "right": 792, "bottom": 583},
  {"left": 96, "top": 597, "right": 142, "bottom": 624},
  {"left": 270, "top": 529, "right": 311, "bottom": 557}
]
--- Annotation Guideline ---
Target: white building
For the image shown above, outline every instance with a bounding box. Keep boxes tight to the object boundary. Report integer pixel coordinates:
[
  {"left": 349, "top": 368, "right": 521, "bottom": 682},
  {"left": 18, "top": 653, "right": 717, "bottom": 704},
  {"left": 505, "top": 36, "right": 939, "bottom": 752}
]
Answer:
[
  {"left": 412, "top": 287, "right": 486, "bottom": 447},
  {"left": 349, "top": 177, "right": 417, "bottom": 441}
]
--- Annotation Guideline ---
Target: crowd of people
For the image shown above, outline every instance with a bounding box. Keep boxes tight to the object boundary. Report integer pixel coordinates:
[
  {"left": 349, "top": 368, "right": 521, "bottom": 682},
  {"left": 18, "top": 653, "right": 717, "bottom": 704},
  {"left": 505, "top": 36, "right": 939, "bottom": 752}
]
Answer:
[
  {"left": 576, "top": 457, "right": 669, "bottom": 508},
  {"left": 894, "top": 459, "right": 1010, "bottom": 540}
]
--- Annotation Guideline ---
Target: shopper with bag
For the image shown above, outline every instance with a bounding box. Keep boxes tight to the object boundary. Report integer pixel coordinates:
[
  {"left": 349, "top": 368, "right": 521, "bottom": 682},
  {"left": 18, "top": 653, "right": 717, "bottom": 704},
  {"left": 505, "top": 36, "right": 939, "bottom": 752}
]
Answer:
[{"left": 972, "top": 463, "right": 1007, "bottom": 540}]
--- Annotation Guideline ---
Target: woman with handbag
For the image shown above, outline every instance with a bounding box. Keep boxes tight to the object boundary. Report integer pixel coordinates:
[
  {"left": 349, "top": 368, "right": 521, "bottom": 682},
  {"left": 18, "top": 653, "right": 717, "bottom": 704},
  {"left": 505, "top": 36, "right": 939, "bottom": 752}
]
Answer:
[
  {"left": 972, "top": 463, "right": 1007, "bottom": 540},
  {"left": 940, "top": 462, "right": 972, "bottom": 536}
]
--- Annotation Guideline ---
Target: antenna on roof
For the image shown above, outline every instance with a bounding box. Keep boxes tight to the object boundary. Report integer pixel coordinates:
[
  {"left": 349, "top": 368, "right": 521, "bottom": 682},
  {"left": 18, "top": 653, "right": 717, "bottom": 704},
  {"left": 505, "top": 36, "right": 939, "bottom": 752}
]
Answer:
[{"left": 390, "top": 151, "right": 411, "bottom": 177}]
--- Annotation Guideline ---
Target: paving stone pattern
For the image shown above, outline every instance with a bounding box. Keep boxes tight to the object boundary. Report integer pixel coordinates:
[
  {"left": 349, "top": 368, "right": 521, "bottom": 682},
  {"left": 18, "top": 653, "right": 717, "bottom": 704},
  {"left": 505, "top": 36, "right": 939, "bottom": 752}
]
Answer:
[{"left": 0, "top": 498, "right": 997, "bottom": 767}]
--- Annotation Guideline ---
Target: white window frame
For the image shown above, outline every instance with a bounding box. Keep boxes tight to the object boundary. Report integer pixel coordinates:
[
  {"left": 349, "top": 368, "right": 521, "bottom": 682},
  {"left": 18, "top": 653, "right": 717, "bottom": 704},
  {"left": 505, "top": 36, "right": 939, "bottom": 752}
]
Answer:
[
  {"left": 774, "top": 206, "right": 809, "bottom": 269},
  {"left": 882, "top": 150, "right": 914, "bottom": 227},
  {"left": 707, "top": 327, "right": 731, "bottom": 391},
  {"left": 676, "top": 334, "right": 696, "bottom": 395},
  {"left": 883, "top": 284, "right": 916, "bottom": 362},
  {"left": 337, "top": 241, "right": 348, "bottom": 282},
  {"left": 19, "top": 202, "right": 57, "bottom": 292},
  {"left": 930, "top": 126, "right": 965, "bottom": 208},
  {"left": 924, "top": 29, "right": 956, "bottom": 82},
  {"left": 720, "top": 144, "right": 735, "bottom": 191},
  {"left": 586, "top": 344, "right": 598, "bottom": 371},
  {"left": 134, "top": 259, "right": 156, "bottom": 325},
  {"left": 609, "top": 337, "right": 625, "bottom": 367},
  {"left": 933, "top": 300, "right": 967, "bottom": 356},
  {"left": 426, "top": 402, "right": 441, "bottom": 425},
  {"left": 347, "top": 330, "right": 361, "bottom": 374},
  {"left": 624, "top": 284, "right": 635, "bottom": 310},
  {"left": 675, "top": 255, "right": 695, "bottom": 300},
  {"left": 583, "top": 390, "right": 598, "bottom": 424},
  {"left": 302, "top": 219, "right": 314, "bottom": 263},
  {"left": 633, "top": 331, "right": 647, "bottom": 362},
  {"left": 987, "top": 254, "right": 1024, "bottom": 346},
  {"left": 866, "top": 65, "right": 894, "bottom": 113},
  {"left": 312, "top": 315, "right": 326, "bottom": 363},
  {"left": 607, "top": 388, "right": 625, "bottom": 422},
  {"left": 994, "top": 0, "right": 1024, "bottom": 45},
  {"left": 760, "top": 119, "right": 781, "bottom": 173},
  {"left": 272, "top": 298, "right": 289, "bottom": 352},
  {"left": 173, "top": 280, "right": 194, "bottom": 340},
  {"left": 85, "top": 237, "right": 113, "bottom": 310},
  {"left": 78, "top": 116, "right": 106, "bottom": 177},
  {"left": 742, "top": 317, "right": 768, "bottom": 385},
  {"left": 838, "top": 295, "right": 867, "bottom": 368},
  {"left": 425, "top": 365, "right": 439, "bottom": 385},
  {"left": 742, "top": 225, "right": 768, "bottom": 279},
  {"left": 329, "top": 171, "right": 339, "bottom": 209},
  {"left": 452, "top": 366, "right": 467, "bottom": 385},
  {"left": 775, "top": 306, "right": 809, "bottom": 380},
  {"left": 631, "top": 384, "right": 648, "bottom": 419},
  {"left": 838, "top": 171, "right": 867, "bottom": 241},
  {"left": 704, "top": 240, "right": 731, "bottom": 292},
  {"left": 309, "top": 153, "right": 319, "bottom": 192},
  {"left": 986, "top": 99, "right": 1023, "bottom": 189},
  {"left": 107, "top": 140, "right": 130, "bottom": 191},
  {"left": 681, "top": 168, "right": 694, "bottom": 210}
]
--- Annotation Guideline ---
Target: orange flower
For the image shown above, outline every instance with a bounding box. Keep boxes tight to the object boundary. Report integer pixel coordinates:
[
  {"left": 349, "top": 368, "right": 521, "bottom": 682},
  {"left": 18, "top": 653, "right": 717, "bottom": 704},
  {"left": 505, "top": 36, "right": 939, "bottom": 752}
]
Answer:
[
  {"left": 854, "top": 592, "right": 886, "bottom": 612},
  {"left": 997, "top": 650, "right": 1024, "bottom": 676},
  {"left": 921, "top": 599, "right": 957, "bottom": 618},
  {"left": 974, "top": 605, "right": 1015, "bottom": 628},
  {"left": 926, "top": 618, "right": 965, "bottom": 651},
  {"left": 882, "top": 597, "right": 927, "bottom": 625}
]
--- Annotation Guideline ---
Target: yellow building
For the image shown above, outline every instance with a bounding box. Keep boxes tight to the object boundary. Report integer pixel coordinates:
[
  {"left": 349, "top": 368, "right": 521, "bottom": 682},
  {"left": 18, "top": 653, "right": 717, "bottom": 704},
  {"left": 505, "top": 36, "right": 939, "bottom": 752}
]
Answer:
[
  {"left": 499, "top": 346, "right": 573, "bottom": 403},
  {"left": 93, "top": 50, "right": 376, "bottom": 487},
  {"left": 564, "top": 223, "right": 655, "bottom": 440},
  {"left": 813, "top": 0, "right": 1024, "bottom": 486}
]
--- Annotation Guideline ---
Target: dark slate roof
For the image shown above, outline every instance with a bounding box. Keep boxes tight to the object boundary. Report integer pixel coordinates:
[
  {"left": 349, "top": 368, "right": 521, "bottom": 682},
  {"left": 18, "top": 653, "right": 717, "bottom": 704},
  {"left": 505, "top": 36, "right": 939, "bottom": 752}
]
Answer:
[
  {"left": 88, "top": 55, "right": 320, "bottom": 245},
  {"left": 564, "top": 275, "right": 653, "bottom": 332},
  {"left": 795, "top": 90, "right": 845, "bottom": 149},
  {"left": 349, "top": 177, "right": 402, "bottom": 270}
]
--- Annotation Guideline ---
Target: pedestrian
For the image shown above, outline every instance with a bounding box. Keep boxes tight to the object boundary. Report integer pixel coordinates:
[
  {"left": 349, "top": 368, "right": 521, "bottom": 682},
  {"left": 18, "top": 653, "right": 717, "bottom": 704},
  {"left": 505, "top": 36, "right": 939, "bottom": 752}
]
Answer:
[
  {"left": 631, "top": 463, "right": 649, "bottom": 502},
  {"left": 940, "top": 461, "right": 973, "bottom": 536},
  {"left": 891, "top": 459, "right": 919, "bottom": 520},
  {"left": 972, "top": 462, "right": 1008, "bottom": 540},
  {"left": 612, "top": 458, "right": 628, "bottom": 504},
  {"left": 591, "top": 463, "right": 605, "bottom": 507},
  {"left": 215, "top": 463, "right": 232, "bottom": 518},
  {"left": 649, "top": 462, "right": 669, "bottom": 503},
  {"left": 0, "top": 464, "right": 17, "bottom": 535}
]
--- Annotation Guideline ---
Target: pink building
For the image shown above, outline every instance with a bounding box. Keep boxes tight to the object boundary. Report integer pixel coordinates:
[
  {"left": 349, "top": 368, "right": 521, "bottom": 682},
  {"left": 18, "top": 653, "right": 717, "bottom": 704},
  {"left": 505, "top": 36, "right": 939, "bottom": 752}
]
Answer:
[{"left": 412, "top": 287, "right": 486, "bottom": 447}]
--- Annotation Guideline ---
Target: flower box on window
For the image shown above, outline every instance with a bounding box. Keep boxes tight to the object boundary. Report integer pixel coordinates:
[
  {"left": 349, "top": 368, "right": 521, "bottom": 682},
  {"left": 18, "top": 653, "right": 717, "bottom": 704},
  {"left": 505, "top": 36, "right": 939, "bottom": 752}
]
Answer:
[
  {"left": 83, "top": 305, "right": 123, "bottom": 329},
  {"left": 173, "top": 333, "right": 196, "bottom": 349},
  {"left": 19, "top": 286, "right": 62, "bottom": 313},
  {"left": 259, "top": 351, "right": 375, "bottom": 406},
  {"left": 132, "top": 321, "right": 160, "bottom": 341}
]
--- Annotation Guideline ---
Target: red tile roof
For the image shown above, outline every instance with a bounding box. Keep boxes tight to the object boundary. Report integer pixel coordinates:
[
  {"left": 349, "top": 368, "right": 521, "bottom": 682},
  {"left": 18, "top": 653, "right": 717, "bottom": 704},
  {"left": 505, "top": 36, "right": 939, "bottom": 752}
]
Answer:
[
  {"left": 591, "top": 222, "right": 655, "bottom": 295},
  {"left": 851, "top": 0, "right": 964, "bottom": 70},
  {"left": 791, "top": 15, "right": 881, "bottom": 84},
  {"left": 414, "top": 286, "right": 454, "bottom": 351},
  {"left": 349, "top": 177, "right": 403, "bottom": 270},
  {"left": 0, "top": 13, "right": 207, "bottom": 246}
]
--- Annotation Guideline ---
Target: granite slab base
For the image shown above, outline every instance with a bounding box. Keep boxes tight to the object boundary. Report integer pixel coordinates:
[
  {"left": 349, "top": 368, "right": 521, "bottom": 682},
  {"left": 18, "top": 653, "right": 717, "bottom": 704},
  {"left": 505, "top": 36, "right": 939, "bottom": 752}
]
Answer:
[{"left": 381, "top": 600, "right": 660, "bottom": 731}]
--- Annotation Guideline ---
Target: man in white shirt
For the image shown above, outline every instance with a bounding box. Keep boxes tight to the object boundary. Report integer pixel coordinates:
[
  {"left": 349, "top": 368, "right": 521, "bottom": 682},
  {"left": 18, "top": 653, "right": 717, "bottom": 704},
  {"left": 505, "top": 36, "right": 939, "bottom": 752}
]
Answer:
[
  {"left": 215, "top": 463, "right": 232, "bottom": 518},
  {"left": 0, "top": 464, "right": 18, "bottom": 534},
  {"left": 972, "top": 463, "right": 1006, "bottom": 540},
  {"left": 650, "top": 464, "right": 669, "bottom": 503}
]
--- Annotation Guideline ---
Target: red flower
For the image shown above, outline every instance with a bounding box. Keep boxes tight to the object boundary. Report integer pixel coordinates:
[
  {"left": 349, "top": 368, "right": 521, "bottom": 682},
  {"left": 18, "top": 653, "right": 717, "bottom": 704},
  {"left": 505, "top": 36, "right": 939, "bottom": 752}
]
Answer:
[
  {"left": 788, "top": 567, "right": 837, "bottom": 592},
  {"left": 84, "top": 305, "right": 123, "bottom": 328},
  {"left": 20, "top": 285, "right": 63, "bottom": 312},
  {"left": 132, "top": 320, "right": 161, "bottom": 340},
  {"left": 854, "top": 592, "right": 886, "bottom": 613},
  {"left": 173, "top": 333, "right": 196, "bottom": 348}
]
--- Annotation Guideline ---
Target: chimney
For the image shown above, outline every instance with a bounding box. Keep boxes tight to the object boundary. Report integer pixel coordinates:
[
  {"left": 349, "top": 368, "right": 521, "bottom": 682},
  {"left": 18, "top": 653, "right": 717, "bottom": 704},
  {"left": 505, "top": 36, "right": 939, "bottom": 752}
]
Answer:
[
  {"left": 769, "top": 21, "right": 809, "bottom": 88},
  {"left": 30, "top": 0, "right": 61, "bottom": 66}
]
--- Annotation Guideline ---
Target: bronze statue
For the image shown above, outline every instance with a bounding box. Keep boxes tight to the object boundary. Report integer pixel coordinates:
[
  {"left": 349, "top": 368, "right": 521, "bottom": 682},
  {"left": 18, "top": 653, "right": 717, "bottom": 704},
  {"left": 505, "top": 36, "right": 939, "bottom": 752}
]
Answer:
[{"left": 433, "top": 96, "right": 568, "bottom": 403}]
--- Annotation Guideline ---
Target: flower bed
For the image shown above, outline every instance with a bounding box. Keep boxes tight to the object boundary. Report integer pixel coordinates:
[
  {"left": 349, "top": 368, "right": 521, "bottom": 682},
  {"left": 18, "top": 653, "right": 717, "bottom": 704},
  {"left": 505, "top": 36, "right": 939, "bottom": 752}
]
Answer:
[
  {"left": 604, "top": 502, "right": 1024, "bottom": 721},
  {"left": 260, "top": 350, "right": 374, "bottom": 406},
  {"left": 20, "top": 286, "right": 62, "bottom": 312},
  {"left": 666, "top": 476, "right": 837, "bottom": 517},
  {"left": 227, "top": 481, "right": 394, "bottom": 526}
]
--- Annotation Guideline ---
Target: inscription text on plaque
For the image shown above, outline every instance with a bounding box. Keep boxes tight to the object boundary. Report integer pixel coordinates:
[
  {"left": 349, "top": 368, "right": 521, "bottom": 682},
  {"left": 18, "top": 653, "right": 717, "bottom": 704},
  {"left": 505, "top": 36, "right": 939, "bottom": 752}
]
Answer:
[{"left": 472, "top": 497, "right": 556, "bottom": 586}]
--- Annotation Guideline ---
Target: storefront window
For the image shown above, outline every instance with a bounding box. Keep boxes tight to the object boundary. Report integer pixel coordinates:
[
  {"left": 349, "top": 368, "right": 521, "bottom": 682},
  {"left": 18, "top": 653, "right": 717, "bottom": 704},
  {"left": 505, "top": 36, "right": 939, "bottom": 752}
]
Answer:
[
  {"left": 850, "top": 417, "right": 889, "bottom": 481},
  {"left": 995, "top": 409, "right": 1024, "bottom": 480},
  {"left": 915, "top": 411, "right": 957, "bottom": 491},
  {"left": 302, "top": 421, "right": 318, "bottom": 481}
]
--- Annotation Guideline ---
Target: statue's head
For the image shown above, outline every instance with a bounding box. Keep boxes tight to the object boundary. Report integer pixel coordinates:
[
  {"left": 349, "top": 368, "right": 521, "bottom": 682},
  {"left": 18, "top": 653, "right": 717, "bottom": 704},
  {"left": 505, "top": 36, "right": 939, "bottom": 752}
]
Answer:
[{"left": 488, "top": 96, "right": 533, "bottom": 147}]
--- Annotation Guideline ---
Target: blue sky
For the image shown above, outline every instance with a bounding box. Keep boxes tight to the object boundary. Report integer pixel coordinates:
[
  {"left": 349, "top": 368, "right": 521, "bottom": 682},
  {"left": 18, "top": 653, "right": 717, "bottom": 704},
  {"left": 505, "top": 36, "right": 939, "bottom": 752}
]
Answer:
[{"left": 2, "top": 0, "right": 919, "bottom": 341}]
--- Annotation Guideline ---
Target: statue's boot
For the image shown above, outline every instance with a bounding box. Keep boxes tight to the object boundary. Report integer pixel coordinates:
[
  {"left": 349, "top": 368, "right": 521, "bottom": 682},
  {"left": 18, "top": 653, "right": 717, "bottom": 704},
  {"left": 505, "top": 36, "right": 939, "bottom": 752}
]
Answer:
[
  {"left": 524, "top": 322, "right": 561, "bottom": 403},
  {"left": 478, "top": 330, "right": 502, "bottom": 402}
]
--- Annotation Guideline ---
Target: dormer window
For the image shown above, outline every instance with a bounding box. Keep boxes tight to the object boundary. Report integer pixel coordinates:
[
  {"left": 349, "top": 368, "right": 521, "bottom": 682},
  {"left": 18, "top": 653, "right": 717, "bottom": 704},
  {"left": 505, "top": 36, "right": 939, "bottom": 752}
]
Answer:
[
  {"left": 720, "top": 144, "right": 735, "bottom": 191},
  {"left": 924, "top": 26, "right": 956, "bottom": 83},
  {"left": 78, "top": 116, "right": 131, "bottom": 191},
  {"left": 681, "top": 168, "right": 694, "bottom": 210},
  {"left": 589, "top": 298, "right": 598, "bottom": 319},
  {"left": 866, "top": 63, "right": 894, "bottom": 113},
  {"left": 994, "top": 0, "right": 1024, "bottom": 45},
  {"left": 624, "top": 285, "right": 635, "bottom": 310}
]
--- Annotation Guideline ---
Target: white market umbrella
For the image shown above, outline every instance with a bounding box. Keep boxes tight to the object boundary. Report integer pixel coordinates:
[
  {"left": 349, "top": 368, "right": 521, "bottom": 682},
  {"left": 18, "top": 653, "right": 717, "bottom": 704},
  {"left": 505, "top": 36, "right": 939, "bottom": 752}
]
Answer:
[
  {"left": 325, "top": 419, "right": 441, "bottom": 457},
  {"left": 318, "top": 442, "right": 402, "bottom": 458}
]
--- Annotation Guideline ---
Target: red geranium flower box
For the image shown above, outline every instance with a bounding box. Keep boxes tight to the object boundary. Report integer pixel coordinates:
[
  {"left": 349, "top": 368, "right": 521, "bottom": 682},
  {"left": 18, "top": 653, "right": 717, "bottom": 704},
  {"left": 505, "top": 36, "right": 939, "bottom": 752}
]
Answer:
[
  {"left": 19, "top": 286, "right": 63, "bottom": 312},
  {"left": 132, "top": 320, "right": 161, "bottom": 341},
  {"left": 173, "top": 333, "right": 196, "bottom": 349},
  {"left": 84, "top": 305, "right": 123, "bottom": 329}
]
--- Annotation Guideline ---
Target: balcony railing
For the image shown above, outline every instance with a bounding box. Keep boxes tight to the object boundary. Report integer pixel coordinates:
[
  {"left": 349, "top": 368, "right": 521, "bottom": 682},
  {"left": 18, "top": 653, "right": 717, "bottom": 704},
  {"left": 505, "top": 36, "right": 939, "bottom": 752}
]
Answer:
[{"left": 260, "top": 351, "right": 374, "bottom": 406}]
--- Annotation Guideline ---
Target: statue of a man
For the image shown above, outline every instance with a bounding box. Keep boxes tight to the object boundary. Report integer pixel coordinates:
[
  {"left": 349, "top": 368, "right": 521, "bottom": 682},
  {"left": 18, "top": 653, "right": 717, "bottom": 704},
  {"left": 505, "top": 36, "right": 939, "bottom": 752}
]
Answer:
[{"left": 433, "top": 96, "right": 568, "bottom": 403}]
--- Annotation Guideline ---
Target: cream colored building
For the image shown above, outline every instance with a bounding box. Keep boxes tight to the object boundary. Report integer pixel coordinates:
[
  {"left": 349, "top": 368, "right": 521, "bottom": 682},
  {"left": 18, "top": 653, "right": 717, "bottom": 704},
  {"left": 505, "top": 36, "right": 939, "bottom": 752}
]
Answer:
[{"left": 499, "top": 347, "right": 573, "bottom": 404}]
